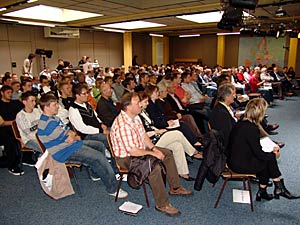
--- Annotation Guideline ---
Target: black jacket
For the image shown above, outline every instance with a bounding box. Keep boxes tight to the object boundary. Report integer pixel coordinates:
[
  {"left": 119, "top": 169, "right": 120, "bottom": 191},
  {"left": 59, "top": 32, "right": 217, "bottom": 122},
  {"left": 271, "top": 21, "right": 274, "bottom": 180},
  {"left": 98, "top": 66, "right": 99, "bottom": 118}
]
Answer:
[
  {"left": 209, "top": 102, "right": 236, "bottom": 153},
  {"left": 194, "top": 129, "right": 226, "bottom": 191}
]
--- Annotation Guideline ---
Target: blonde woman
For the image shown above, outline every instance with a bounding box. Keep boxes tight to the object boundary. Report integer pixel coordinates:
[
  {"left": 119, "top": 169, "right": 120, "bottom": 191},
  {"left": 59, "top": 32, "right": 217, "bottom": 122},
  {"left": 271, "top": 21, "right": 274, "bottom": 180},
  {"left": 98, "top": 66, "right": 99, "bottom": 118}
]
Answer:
[{"left": 227, "top": 98, "right": 299, "bottom": 201}]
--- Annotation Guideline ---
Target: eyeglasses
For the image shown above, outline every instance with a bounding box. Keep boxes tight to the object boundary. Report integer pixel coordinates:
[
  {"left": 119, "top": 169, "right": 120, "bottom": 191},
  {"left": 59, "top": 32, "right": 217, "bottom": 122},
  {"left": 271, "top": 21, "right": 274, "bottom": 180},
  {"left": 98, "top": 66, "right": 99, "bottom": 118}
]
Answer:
[{"left": 80, "top": 92, "right": 88, "bottom": 95}]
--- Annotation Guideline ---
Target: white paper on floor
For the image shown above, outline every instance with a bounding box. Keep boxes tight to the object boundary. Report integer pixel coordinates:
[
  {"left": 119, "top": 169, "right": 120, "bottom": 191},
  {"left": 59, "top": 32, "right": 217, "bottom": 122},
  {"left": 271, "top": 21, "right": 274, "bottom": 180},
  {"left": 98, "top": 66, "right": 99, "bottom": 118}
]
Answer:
[{"left": 232, "top": 189, "right": 250, "bottom": 204}]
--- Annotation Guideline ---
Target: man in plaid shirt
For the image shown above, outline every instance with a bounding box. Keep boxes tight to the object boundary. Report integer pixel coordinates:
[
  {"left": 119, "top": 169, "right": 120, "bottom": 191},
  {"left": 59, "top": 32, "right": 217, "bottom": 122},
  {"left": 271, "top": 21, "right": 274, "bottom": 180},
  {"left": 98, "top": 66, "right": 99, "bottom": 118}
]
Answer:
[{"left": 110, "top": 92, "right": 193, "bottom": 216}]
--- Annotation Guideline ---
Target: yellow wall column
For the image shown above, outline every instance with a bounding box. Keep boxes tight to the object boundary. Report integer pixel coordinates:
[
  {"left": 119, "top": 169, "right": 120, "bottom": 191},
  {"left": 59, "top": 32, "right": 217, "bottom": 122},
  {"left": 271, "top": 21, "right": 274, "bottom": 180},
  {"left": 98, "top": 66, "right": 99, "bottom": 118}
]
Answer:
[
  {"left": 217, "top": 35, "right": 225, "bottom": 67},
  {"left": 123, "top": 32, "right": 132, "bottom": 70},
  {"left": 152, "top": 37, "right": 157, "bottom": 65},
  {"left": 288, "top": 38, "right": 298, "bottom": 69},
  {"left": 163, "top": 37, "right": 169, "bottom": 65}
]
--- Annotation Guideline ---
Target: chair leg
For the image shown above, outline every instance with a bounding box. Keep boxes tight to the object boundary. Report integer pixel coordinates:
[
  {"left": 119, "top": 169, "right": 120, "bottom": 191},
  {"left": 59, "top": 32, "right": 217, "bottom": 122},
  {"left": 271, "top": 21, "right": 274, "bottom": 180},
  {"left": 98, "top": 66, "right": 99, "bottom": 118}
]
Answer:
[
  {"left": 247, "top": 178, "right": 254, "bottom": 212},
  {"left": 85, "top": 166, "right": 92, "bottom": 180},
  {"left": 115, "top": 173, "right": 123, "bottom": 202},
  {"left": 214, "top": 178, "right": 228, "bottom": 208},
  {"left": 243, "top": 178, "right": 246, "bottom": 190},
  {"left": 20, "top": 150, "right": 24, "bottom": 171},
  {"left": 142, "top": 183, "right": 150, "bottom": 208},
  {"left": 70, "top": 166, "right": 81, "bottom": 196}
]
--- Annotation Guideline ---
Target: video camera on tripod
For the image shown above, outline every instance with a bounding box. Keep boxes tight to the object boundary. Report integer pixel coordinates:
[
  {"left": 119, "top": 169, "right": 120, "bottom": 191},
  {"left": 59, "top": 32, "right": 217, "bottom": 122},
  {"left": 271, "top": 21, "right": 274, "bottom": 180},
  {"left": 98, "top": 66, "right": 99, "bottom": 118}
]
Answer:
[{"left": 35, "top": 49, "right": 53, "bottom": 58}]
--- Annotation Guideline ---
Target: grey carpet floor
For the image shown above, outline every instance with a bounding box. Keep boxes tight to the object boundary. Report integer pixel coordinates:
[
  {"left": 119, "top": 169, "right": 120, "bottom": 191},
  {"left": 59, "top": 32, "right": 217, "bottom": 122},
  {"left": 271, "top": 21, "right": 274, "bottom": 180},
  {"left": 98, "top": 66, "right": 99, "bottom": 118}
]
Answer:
[{"left": 1, "top": 96, "right": 300, "bottom": 225}]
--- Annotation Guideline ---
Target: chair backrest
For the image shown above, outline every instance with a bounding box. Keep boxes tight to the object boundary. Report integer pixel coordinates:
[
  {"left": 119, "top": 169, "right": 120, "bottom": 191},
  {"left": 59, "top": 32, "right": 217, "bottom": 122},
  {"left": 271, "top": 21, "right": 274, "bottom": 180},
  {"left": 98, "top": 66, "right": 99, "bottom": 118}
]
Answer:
[
  {"left": 35, "top": 133, "right": 46, "bottom": 153},
  {"left": 106, "top": 133, "right": 128, "bottom": 173},
  {"left": 12, "top": 120, "right": 25, "bottom": 149}
]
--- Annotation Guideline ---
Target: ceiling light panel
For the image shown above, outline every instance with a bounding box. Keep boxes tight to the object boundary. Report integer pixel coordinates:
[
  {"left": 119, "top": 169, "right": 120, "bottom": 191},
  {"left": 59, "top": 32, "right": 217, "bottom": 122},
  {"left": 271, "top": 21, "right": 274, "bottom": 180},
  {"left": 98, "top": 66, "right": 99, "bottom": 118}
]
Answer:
[
  {"left": 177, "top": 11, "right": 224, "bottom": 24},
  {"left": 100, "top": 21, "right": 166, "bottom": 30},
  {"left": 177, "top": 11, "right": 252, "bottom": 24},
  {"left": 3, "top": 5, "right": 102, "bottom": 22}
]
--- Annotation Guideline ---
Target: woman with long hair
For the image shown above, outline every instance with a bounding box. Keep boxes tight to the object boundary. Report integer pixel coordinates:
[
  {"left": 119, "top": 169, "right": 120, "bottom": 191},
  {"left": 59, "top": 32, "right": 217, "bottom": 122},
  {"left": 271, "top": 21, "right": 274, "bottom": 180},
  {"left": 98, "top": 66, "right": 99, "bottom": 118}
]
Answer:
[{"left": 227, "top": 98, "right": 299, "bottom": 201}]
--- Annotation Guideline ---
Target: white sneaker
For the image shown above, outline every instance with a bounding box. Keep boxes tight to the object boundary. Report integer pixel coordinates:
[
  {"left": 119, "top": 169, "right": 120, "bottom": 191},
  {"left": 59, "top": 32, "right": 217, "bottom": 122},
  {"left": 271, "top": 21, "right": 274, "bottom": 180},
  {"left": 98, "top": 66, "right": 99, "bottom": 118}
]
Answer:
[
  {"left": 90, "top": 175, "right": 101, "bottom": 181},
  {"left": 122, "top": 174, "right": 128, "bottom": 182},
  {"left": 105, "top": 149, "right": 111, "bottom": 158},
  {"left": 109, "top": 189, "right": 128, "bottom": 199}
]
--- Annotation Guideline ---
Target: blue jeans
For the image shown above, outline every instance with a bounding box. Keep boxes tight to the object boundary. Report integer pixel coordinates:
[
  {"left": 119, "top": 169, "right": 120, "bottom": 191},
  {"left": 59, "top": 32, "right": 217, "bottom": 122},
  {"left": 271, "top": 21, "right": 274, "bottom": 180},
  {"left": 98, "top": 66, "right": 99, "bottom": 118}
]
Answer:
[
  {"left": 84, "top": 134, "right": 119, "bottom": 174},
  {"left": 84, "top": 133, "right": 108, "bottom": 148},
  {"left": 25, "top": 140, "right": 42, "bottom": 153},
  {"left": 67, "top": 143, "right": 118, "bottom": 194}
]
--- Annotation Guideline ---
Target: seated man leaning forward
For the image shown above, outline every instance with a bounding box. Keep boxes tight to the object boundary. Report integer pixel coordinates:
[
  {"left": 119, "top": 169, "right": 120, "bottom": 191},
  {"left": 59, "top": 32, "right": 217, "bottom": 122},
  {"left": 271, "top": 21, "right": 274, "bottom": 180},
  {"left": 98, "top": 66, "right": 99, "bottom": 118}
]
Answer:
[
  {"left": 37, "top": 93, "right": 128, "bottom": 198},
  {"left": 110, "top": 92, "right": 192, "bottom": 216}
]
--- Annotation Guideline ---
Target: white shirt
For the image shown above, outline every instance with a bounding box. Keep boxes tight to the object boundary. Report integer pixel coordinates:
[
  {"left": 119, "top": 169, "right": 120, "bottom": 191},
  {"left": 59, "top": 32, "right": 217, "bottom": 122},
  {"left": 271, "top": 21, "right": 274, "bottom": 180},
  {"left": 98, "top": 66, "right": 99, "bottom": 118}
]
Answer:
[
  {"left": 16, "top": 108, "right": 41, "bottom": 144},
  {"left": 69, "top": 102, "right": 102, "bottom": 134}
]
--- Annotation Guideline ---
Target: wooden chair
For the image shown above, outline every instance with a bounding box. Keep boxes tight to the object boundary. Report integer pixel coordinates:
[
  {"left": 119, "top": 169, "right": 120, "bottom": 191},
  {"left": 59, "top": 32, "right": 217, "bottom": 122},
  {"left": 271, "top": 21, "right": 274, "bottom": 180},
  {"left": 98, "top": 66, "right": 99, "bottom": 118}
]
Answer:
[
  {"left": 107, "top": 134, "right": 150, "bottom": 207},
  {"left": 214, "top": 166, "right": 256, "bottom": 212},
  {"left": 247, "top": 92, "right": 261, "bottom": 99},
  {"left": 35, "top": 133, "right": 82, "bottom": 195},
  {"left": 207, "top": 122, "right": 256, "bottom": 211},
  {"left": 11, "top": 120, "right": 35, "bottom": 166}
]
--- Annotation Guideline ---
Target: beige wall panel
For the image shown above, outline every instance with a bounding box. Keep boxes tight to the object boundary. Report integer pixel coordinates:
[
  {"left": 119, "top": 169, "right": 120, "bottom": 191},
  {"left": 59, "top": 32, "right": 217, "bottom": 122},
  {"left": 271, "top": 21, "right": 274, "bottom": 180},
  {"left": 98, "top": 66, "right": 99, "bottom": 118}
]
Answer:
[
  {"left": 79, "top": 43, "right": 94, "bottom": 61},
  {"left": 79, "top": 30, "right": 94, "bottom": 43},
  {"left": 0, "top": 24, "right": 8, "bottom": 41},
  {"left": 9, "top": 41, "right": 32, "bottom": 75},
  {"left": 107, "top": 33, "right": 123, "bottom": 67},
  {"left": 57, "top": 39, "right": 80, "bottom": 66},
  {"left": 224, "top": 35, "right": 239, "bottom": 68},
  {"left": 0, "top": 41, "right": 11, "bottom": 73},
  {"left": 7, "top": 25, "right": 32, "bottom": 42},
  {"left": 93, "top": 31, "right": 109, "bottom": 44},
  {"left": 132, "top": 33, "right": 152, "bottom": 66},
  {"left": 94, "top": 43, "right": 108, "bottom": 67}
]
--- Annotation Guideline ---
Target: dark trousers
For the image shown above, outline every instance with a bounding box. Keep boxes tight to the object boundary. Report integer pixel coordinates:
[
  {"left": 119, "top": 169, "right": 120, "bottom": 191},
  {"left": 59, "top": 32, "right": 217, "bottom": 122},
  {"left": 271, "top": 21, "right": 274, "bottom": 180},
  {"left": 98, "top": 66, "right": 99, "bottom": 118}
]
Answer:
[
  {"left": 117, "top": 147, "right": 181, "bottom": 207},
  {"left": 0, "top": 127, "right": 20, "bottom": 169}
]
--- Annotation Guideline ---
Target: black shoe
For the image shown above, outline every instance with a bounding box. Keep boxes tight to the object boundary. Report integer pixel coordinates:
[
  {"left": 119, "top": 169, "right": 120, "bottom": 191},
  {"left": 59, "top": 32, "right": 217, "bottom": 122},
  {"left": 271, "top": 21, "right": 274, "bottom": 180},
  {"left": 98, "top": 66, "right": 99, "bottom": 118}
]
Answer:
[
  {"left": 274, "top": 179, "right": 300, "bottom": 200},
  {"left": 266, "top": 124, "right": 279, "bottom": 132},
  {"left": 268, "top": 131, "right": 279, "bottom": 135},
  {"left": 256, "top": 188, "right": 273, "bottom": 201},
  {"left": 181, "top": 176, "right": 195, "bottom": 181},
  {"left": 22, "top": 158, "right": 36, "bottom": 167},
  {"left": 8, "top": 167, "right": 24, "bottom": 176},
  {"left": 273, "top": 141, "right": 285, "bottom": 148}
]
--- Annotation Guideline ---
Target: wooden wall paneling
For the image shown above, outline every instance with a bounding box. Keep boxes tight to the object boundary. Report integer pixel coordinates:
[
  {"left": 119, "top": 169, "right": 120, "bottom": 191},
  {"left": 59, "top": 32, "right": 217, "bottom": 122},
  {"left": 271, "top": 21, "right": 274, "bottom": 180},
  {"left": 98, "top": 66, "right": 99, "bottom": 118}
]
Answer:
[
  {"left": 107, "top": 32, "right": 123, "bottom": 67},
  {"left": 0, "top": 41, "right": 11, "bottom": 73},
  {"left": 224, "top": 35, "right": 239, "bottom": 68}
]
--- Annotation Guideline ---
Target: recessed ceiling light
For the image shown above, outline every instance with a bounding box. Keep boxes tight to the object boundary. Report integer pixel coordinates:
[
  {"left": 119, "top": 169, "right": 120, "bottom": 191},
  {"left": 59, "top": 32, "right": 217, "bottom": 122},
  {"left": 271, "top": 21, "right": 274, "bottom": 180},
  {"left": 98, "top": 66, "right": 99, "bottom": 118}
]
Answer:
[
  {"left": 179, "top": 34, "right": 200, "bottom": 38},
  {"left": 177, "top": 11, "right": 223, "bottom": 24},
  {"left": 100, "top": 21, "right": 166, "bottom": 30},
  {"left": 3, "top": 5, "right": 102, "bottom": 22},
  {"left": 217, "top": 32, "right": 240, "bottom": 35},
  {"left": 0, "top": 7, "right": 7, "bottom": 12},
  {"left": 27, "top": 0, "right": 39, "bottom": 3},
  {"left": 149, "top": 33, "right": 163, "bottom": 37}
]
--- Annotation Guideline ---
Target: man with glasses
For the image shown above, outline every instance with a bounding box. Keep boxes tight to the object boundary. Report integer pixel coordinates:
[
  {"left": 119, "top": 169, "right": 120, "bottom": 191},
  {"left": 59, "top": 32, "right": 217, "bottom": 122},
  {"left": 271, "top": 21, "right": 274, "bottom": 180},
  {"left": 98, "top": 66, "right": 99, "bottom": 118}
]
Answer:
[{"left": 69, "top": 83, "right": 119, "bottom": 175}]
